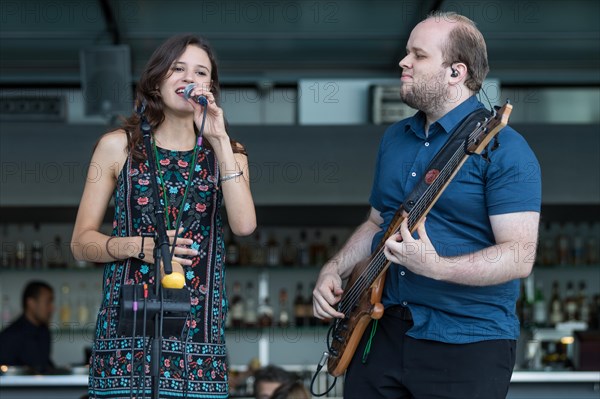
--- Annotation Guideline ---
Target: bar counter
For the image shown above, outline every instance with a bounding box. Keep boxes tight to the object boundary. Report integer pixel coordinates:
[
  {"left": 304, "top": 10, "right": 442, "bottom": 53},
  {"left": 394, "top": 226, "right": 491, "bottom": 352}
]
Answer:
[{"left": 1, "top": 371, "right": 598, "bottom": 399}]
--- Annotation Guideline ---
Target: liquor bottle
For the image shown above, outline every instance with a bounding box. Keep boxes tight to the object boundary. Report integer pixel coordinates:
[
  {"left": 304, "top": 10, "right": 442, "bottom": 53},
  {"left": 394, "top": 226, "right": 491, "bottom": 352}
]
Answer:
[
  {"left": 556, "top": 225, "right": 570, "bottom": 265},
  {"left": 239, "top": 239, "right": 252, "bottom": 266},
  {"left": 294, "top": 282, "right": 306, "bottom": 327},
  {"left": 327, "top": 234, "right": 342, "bottom": 260},
  {"left": 306, "top": 282, "right": 317, "bottom": 327},
  {"left": 563, "top": 281, "right": 578, "bottom": 321},
  {"left": 310, "top": 230, "right": 327, "bottom": 266},
  {"left": 297, "top": 231, "right": 310, "bottom": 267},
  {"left": 30, "top": 222, "right": 43, "bottom": 269},
  {"left": 548, "top": 280, "right": 563, "bottom": 327},
  {"left": 77, "top": 283, "right": 90, "bottom": 325},
  {"left": 577, "top": 281, "right": 590, "bottom": 324},
  {"left": 541, "top": 222, "right": 556, "bottom": 266},
  {"left": 0, "top": 224, "right": 10, "bottom": 270},
  {"left": 250, "top": 232, "right": 266, "bottom": 266},
  {"left": 535, "top": 222, "right": 546, "bottom": 265},
  {"left": 244, "top": 282, "right": 258, "bottom": 328},
  {"left": 226, "top": 229, "right": 240, "bottom": 266},
  {"left": 278, "top": 288, "right": 290, "bottom": 327},
  {"left": 281, "top": 236, "right": 297, "bottom": 266},
  {"left": 15, "top": 239, "right": 26, "bottom": 269},
  {"left": 572, "top": 224, "right": 586, "bottom": 266},
  {"left": 31, "top": 240, "right": 43, "bottom": 270},
  {"left": 266, "top": 233, "right": 281, "bottom": 267},
  {"left": 60, "top": 283, "right": 72, "bottom": 325},
  {"left": 532, "top": 281, "right": 547, "bottom": 327},
  {"left": 257, "top": 297, "right": 274, "bottom": 328},
  {"left": 520, "top": 276, "right": 534, "bottom": 328},
  {"left": 230, "top": 281, "right": 245, "bottom": 328},
  {"left": 48, "top": 235, "right": 67, "bottom": 269}
]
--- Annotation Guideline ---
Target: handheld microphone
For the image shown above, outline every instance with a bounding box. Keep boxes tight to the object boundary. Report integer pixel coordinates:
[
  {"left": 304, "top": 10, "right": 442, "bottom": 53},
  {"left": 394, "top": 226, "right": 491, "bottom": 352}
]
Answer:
[{"left": 183, "top": 83, "right": 208, "bottom": 106}]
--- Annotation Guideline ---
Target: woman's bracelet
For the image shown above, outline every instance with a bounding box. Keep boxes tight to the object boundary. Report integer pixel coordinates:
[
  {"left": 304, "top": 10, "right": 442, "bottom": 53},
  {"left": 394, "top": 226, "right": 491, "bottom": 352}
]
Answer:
[
  {"left": 105, "top": 236, "right": 119, "bottom": 260},
  {"left": 220, "top": 170, "right": 243, "bottom": 182}
]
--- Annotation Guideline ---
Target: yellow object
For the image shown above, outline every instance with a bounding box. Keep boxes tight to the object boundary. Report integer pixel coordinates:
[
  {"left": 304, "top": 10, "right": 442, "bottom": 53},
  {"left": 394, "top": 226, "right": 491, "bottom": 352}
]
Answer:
[{"left": 161, "top": 260, "right": 186, "bottom": 289}]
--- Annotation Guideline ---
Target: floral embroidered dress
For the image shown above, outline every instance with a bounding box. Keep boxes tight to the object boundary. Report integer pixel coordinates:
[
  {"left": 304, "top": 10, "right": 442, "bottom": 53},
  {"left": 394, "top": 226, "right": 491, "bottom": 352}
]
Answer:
[{"left": 88, "top": 143, "right": 229, "bottom": 398}]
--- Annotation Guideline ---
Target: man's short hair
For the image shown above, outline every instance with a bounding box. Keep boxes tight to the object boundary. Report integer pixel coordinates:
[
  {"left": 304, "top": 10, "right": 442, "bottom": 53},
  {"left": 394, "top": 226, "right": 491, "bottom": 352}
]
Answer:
[
  {"left": 253, "top": 365, "right": 293, "bottom": 395},
  {"left": 22, "top": 281, "right": 53, "bottom": 310}
]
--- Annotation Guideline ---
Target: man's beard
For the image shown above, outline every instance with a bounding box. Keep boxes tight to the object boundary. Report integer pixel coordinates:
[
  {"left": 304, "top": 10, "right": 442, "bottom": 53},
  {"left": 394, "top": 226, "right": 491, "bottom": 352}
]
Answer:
[{"left": 400, "top": 70, "right": 448, "bottom": 116}]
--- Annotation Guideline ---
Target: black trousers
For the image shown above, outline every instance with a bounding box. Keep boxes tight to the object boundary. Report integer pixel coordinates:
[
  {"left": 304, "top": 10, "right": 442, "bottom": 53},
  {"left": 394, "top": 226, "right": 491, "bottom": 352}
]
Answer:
[{"left": 344, "top": 306, "right": 516, "bottom": 399}]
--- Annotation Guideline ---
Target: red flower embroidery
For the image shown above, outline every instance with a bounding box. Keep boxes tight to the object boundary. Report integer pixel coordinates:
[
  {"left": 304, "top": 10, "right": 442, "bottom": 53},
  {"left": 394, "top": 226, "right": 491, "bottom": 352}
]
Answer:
[
  {"left": 196, "top": 203, "right": 206, "bottom": 212},
  {"left": 159, "top": 158, "right": 170, "bottom": 166},
  {"left": 186, "top": 319, "right": 197, "bottom": 328},
  {"left": 137, "top": 197, "right": 149, "bottom": 205},
  {"left": 178, "top": 160, "right": 188, "bottom": 168},
  {"left": 198, "top": 184, "right": 209, "bottom": 191},
  {"left": 138, "top": 179, "right": 149, "bottom": 185}
]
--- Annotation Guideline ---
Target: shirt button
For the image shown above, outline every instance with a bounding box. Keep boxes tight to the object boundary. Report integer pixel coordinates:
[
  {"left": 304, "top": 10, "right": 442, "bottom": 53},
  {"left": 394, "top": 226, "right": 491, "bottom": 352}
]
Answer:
[
  {"left": 402, "top": 301, "right": 408, "bottom": 306},
  {"left": 411, "top": 172, "right": 416, "bottom": 177},
  {"left": 400, "top": 271, "right": 405, "bottom": 276},
  {"left": 425, "top": 142, "right": 430, "bottom": 147}
]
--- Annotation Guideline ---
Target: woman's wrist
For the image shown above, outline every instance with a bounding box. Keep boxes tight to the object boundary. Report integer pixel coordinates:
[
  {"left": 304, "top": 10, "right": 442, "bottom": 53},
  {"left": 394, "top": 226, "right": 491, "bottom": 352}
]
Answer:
[
  {"left": 208, "top": 133, "right": 231, "bottom": 149},
  {"left": 106, "top": 236, "right": 141, "bottom": 260}
]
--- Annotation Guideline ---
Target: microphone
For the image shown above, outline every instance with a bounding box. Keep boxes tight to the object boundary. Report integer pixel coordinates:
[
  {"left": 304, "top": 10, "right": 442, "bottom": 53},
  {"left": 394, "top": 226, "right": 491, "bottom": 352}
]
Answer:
[{"left": 183, "top": 83, "right": 208, "bottom": 106}]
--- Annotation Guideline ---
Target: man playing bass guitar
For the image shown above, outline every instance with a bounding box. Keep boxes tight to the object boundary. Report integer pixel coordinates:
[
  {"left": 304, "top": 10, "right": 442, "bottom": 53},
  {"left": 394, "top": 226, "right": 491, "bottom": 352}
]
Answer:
[{"left": 313, "top": 11, "right": 541, "bottom": 399}]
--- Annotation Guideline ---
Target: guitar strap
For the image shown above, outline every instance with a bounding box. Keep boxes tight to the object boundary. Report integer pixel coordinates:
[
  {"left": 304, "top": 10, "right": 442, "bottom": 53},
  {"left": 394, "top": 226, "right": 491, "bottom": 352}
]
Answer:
[{"left": 402, "top": 107, "right": 492, "bottom": 213}]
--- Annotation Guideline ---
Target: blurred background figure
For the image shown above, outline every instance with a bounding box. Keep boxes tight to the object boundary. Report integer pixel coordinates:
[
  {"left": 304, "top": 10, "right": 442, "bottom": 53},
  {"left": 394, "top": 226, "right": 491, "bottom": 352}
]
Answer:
[
  {"left": 253, "top": 365, "right": 294, "bottom": 399},
  {"left": 270, "top": 380, "right": 311, "bottom": 399},
  {"left": 0, "top": 281, "right": 55, "bottom": 373}
]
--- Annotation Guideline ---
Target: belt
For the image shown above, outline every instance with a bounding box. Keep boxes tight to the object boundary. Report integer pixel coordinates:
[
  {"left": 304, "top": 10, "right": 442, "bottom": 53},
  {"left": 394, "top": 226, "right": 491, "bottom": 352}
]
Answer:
[{"left": 385, "top": 305, "right": 413, "bottom": 321}]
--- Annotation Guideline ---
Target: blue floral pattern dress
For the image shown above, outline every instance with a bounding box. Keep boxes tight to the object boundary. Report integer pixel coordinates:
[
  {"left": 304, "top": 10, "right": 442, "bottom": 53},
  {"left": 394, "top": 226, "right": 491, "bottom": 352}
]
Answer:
[{"left": 88, "top": 143, "right": 229, "bottom": 398}]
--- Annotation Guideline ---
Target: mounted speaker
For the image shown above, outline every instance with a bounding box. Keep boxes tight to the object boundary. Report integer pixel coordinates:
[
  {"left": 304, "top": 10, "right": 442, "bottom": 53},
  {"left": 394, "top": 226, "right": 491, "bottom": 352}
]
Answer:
[{"left": 80, "top": 45, "right": 133, "bottom": 117}]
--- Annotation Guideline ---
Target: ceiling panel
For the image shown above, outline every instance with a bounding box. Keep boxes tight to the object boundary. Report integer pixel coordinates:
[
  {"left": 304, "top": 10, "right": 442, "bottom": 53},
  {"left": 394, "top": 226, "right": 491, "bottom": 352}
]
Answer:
[{"left": 1, "top": 0, "right": 598, "bottom": 84}]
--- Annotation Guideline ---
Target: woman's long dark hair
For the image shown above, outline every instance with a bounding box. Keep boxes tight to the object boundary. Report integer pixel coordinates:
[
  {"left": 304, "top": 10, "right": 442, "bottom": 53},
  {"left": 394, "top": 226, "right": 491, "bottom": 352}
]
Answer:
[{"left": 121, "top": 34, "right": 245, "bottom": 161}]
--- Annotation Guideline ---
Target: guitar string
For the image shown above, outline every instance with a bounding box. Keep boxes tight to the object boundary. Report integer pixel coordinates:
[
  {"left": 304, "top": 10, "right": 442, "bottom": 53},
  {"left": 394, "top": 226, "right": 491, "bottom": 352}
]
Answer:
[{"left": 336, "top": 115, "right": 497, "bottom": 317}]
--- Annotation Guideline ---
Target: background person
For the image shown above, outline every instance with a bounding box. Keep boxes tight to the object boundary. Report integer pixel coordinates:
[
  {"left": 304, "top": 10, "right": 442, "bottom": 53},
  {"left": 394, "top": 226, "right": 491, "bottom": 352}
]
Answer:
[{"left": 0, "top": 281, "right": 55, "bottom": 374}]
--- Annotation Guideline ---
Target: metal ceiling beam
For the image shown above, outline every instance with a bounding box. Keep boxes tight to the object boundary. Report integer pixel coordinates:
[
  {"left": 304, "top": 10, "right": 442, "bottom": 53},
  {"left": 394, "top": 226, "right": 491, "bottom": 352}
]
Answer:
[{"left": 98, "top": 0, "right": 120, "bottom": 45}]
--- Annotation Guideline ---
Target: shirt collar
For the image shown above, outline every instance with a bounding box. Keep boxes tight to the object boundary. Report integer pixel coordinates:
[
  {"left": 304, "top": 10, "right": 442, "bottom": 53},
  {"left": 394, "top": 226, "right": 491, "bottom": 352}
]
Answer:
[{"left": 405, "top": 95, "right": 484, "bottom": 137}]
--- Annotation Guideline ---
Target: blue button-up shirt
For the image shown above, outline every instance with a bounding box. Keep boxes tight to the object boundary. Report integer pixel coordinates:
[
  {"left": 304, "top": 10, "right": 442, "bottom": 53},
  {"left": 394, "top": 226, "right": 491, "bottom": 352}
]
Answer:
[{"left": 369, "top": 96, "right": 541, "bottom": 343}]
